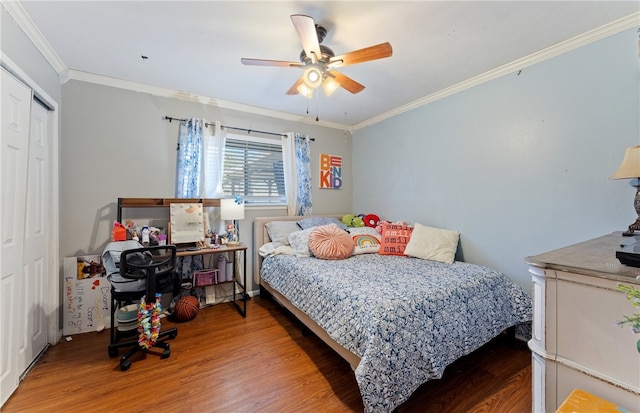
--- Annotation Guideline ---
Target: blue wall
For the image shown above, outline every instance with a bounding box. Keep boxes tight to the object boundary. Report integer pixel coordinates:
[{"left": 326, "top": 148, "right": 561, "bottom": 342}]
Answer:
[{"left": 353, "top": 28, "right": 640, "bottom": 289}]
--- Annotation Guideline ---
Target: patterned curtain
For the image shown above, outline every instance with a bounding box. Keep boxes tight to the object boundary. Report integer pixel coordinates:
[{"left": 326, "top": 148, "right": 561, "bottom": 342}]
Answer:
[
  {"left": 282, "top": 133, "right": 312, "bottom": 216},
  {"left": 175, "top": 118, "right": 203, "bottom": 198},
  {"left": 174, "top": 118, "right": 206, "bottom": 288}
]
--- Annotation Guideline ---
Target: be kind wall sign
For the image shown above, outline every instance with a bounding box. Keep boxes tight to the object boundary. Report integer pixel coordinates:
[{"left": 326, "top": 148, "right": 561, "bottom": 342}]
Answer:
[{"left": 319, "top": 153, "right": 342, "bottom": 189}]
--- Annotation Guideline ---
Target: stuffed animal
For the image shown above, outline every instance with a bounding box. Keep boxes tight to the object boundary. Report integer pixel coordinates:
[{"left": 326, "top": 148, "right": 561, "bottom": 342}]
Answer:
[
  {"left": 342, "top": 214, "right": 355, "bottom": 227},
  {"left": 342, "top": 213, "right": 376, "bottom": 228},
  {"left": 363, "top": 214, "right": 380, "bottom": 228},
  {"left": 375, "top": 220, "right": 389, "bottom": 234}
]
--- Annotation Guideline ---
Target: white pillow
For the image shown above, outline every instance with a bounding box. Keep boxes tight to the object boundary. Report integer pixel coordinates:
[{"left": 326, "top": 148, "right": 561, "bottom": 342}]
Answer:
[
  {"left": 347, "top": 227, "right": 381, "bottom": 255},
  {"left": 404, "top": 223, "right": 460, "bottom": 264},
  {"left": 265, "top": 221, "right": 301, "bottom": 248}
]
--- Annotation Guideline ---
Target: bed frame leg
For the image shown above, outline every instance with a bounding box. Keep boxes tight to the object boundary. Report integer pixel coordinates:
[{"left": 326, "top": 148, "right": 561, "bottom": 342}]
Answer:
[
  {"left": 300, "top": 323, "right": 311, "bottom": 337},
  {"left": 505, "top": 325, "right": 528, "bottom": 349},
  {"left": 259, "top": 285, "right": 271, "bottom": 299}
]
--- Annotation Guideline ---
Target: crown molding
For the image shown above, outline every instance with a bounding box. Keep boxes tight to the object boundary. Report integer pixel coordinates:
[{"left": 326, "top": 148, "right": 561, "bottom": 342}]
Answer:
[
  {"left": 64, "top": 69, "right": 348, "bottom": 130},
  {"left": 8, "top": 0, "right": 637, "bottom": 132},
  {"left": 5, "top": 1, "right": 346, "bottom": 130},
  {"left": 353, "top": 12, "right": 640, "bottom": 131},
  {"left": 3, "top": 1, "right": 66, "bottom": 73}
]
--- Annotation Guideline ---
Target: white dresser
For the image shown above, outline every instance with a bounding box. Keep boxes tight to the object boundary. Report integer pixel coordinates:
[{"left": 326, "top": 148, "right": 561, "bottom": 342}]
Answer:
[{"left": 525, "top": 232, "right": 640, "bottom": 413}]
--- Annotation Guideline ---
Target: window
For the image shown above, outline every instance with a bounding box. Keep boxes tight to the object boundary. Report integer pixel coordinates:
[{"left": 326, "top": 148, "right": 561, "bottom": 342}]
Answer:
[{"left": 223, "top": 135, "right": 285, "bottom": 204}]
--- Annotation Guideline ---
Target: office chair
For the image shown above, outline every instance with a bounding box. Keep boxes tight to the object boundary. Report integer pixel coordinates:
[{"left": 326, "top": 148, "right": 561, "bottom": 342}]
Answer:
[{"left": 106, "top": 244, "right": 180, "bottom": 371}]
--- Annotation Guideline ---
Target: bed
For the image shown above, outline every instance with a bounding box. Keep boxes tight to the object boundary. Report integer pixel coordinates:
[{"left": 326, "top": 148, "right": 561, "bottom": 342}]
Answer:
[{"left": 253, "top": 215, "right": 532, "bottom": 413}]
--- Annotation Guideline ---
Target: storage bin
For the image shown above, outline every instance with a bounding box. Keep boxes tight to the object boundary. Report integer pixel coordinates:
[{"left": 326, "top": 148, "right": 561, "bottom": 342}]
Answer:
[{"left": 193, "top": 269, "right": 218, "bottom": 287}]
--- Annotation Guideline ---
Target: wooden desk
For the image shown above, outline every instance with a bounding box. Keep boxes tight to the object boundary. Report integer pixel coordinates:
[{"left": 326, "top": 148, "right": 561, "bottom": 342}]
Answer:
[
  {"left": 177, "top": 244, "right": 248, "bottom": 317},
  {"left": 114, "top": 197, "right": 247, "bottom": 316}
]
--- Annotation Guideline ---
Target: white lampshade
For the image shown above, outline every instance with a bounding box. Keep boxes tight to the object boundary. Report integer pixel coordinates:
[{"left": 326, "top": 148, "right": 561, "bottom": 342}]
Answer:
[
  {"left": 220, "top": 198, "right": 245, "bottom": 220},
  {"left": 322, "top": 76, "right": 340, "bottom": 97},
  {"left": 302, "top": 65, "right": 323, "bottom": 89},
  {"left": 296, "top": 83, "right": 314, "bottom": 98},
  {"left": 611, "top": 145, "right": 640, "bottom": 179}
]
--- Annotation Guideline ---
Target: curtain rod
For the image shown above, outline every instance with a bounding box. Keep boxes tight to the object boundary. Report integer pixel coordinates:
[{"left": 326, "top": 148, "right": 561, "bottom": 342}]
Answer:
[{"left": 164, "top": 116, "right": 303, "bottom": 139}]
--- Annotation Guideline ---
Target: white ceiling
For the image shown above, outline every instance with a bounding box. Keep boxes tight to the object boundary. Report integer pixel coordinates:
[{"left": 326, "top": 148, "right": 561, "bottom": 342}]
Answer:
[{"left": 11, "top": 1, "right": 640, "bottom": 128}]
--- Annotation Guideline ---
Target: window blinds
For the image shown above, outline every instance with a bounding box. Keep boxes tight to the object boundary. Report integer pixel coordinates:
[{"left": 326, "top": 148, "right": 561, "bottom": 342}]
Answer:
[{"left": 223, "top": 138, "right": 285, "bottom": 204}]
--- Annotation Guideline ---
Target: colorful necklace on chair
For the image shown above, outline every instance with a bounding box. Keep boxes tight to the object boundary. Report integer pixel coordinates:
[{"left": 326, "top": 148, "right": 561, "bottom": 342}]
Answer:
[{"left": 137, "top": 293, "right": 161, "bottom": 349}]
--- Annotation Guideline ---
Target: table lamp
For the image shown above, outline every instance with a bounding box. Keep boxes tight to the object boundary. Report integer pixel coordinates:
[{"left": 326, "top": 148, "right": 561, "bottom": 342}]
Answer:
[
  {"left": 220, "top": 198, "right": 245, "bottom": 245},
  {"left": 610, "top": 145, "right": 640, "bottom": 236}
]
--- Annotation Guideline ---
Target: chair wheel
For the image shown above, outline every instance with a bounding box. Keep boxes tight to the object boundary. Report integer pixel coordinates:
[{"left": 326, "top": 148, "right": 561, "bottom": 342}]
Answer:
[
  {"left": 108, "top": 348, "right": 118, "bottom": 358},
  {"left": 120, "top": 360, "right": 131, "bottom": 371},
  {"left": 161, "top": 347, "right": 171, "bottom": 359}
]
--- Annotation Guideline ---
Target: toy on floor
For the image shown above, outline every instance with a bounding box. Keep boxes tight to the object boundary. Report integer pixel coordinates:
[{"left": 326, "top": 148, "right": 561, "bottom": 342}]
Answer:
[{"left": 173, "top": 295, "right": 199, "bottom": 322}]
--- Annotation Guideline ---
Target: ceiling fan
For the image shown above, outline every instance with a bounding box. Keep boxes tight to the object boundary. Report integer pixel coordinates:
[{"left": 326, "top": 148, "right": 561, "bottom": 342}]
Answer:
[{"left": 241, "top": 14, "right": 392, "bottom": 97}]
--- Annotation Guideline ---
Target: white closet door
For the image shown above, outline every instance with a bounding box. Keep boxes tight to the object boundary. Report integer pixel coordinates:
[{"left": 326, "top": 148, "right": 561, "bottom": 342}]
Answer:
[
  {"left": 1, "top": 68, "right": 32, "bottom": 406},
  {"left": 21, "top": 99, "right": 49, "bottom": 368}
]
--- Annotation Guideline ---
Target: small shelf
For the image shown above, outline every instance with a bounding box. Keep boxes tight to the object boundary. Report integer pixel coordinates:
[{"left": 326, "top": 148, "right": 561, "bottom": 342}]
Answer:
[{"left": 117, "top": 197, "right": 221, "bottom": 222}]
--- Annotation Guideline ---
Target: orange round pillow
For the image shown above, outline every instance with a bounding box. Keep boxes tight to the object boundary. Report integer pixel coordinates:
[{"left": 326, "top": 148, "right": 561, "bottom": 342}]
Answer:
[{"left": 308, "top": 225, "right": 354, "bottom": 260}]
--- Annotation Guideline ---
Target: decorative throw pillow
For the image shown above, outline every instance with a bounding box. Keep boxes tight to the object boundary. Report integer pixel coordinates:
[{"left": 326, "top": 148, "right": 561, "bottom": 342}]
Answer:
[
  {"left": 297, "top": 216, "right": 347, "bottom": 230},
  {"left": 288, "top": 225, "right": 328, "bottom": 257},
  {"left": 265, "top": 221, "right": 301, "bottom": 248},
  {"left": 404, "top": 222, "right": 460, "bottom": 264},
  {"left": 378, "top": 222, "right": 413, "bottom": 256},
  {"left": 348, "top": 227, "right": 382, "bottom": 255},
  {"left": 308, "top": 225, "right": 354, "bottom": 260}
]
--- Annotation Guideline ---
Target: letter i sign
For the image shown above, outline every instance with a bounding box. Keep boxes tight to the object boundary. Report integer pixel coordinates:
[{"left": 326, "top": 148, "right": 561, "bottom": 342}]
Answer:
[{"left": 319, "top": 153, "right": 342, "bottom": 189}]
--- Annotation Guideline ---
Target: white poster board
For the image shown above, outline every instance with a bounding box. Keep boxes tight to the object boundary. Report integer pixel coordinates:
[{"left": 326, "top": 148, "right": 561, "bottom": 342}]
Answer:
[{"left": 63, "top": 255, "right": 112, "bottom": 335}]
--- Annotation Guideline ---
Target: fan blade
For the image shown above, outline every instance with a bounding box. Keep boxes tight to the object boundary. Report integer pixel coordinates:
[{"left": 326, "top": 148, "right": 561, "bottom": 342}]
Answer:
[
  {"left": 241, "top": 58, "right": 302, "bottom": 68},
  {"left": 286, "top": 77, "right": 304, "bottom": 95},
  {"left": 291, "top": 14, "right": 322, "bottom": 63},
  {"left": 330, "top": 71, "right": 365, "bottom": 94},
  {"left": 329, "top": 42, "right": 393, "bottom": 68}
]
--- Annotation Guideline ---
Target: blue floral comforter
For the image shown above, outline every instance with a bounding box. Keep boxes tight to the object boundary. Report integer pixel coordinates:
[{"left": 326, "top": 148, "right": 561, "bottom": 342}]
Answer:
[{"left": 260, "top": 254, "right": 532, "bottom": 413}]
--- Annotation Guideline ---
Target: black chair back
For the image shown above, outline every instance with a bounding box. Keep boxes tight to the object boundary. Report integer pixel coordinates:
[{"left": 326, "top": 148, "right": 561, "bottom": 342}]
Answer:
[{"left": 119, "top": 245, "right": 177, "bottom": 298}]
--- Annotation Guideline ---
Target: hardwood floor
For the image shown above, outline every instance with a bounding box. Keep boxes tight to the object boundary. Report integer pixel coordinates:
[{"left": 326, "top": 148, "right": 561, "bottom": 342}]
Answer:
[{"left": 2, "top": 296, "right": 531, "bottom": 413}]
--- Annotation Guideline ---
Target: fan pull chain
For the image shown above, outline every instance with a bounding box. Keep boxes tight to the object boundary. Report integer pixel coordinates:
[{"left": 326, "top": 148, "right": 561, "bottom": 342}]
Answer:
[{"left": 315, "top": 90, "right": 319, "bottom": 122}]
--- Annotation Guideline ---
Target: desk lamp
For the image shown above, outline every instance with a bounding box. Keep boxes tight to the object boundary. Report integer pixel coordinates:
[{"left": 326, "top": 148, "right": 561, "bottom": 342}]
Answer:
[
  {"left": 611, "top": 145, "right": 640, "bottom": 236},
  {"left": 220, "top": 197, "right": 245, "bottom": 245}
]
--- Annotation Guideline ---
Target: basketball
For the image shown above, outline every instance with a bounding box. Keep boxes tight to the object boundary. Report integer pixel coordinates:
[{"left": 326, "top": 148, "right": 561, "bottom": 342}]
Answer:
[{"left": 173, "top": 295, "right": 199, "bottom": 322}]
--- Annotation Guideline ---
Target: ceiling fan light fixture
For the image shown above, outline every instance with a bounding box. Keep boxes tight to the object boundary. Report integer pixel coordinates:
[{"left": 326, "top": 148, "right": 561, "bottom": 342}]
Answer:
[
  {"left": 302, "top": 65, "right": 323, "bottom": 89},
  {"left": 322, "top": 76, "right": 340, "bottom": 97},
  {"left": 297, "top": 83, "right": 314, "bottom": 98},
  {"left": 241, "top": 15, "right": 392, "bottom": 98}
]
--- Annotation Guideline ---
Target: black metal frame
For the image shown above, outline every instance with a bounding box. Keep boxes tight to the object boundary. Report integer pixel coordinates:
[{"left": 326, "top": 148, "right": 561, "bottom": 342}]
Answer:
[{"left": 231, "top": 248, "right": 248, "bottom": 317}]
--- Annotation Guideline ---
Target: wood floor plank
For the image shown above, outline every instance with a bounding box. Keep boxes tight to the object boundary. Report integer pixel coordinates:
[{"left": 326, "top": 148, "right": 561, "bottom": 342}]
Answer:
[{"left": 2, "top": 296, "right": 531, "bottom": 413}]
